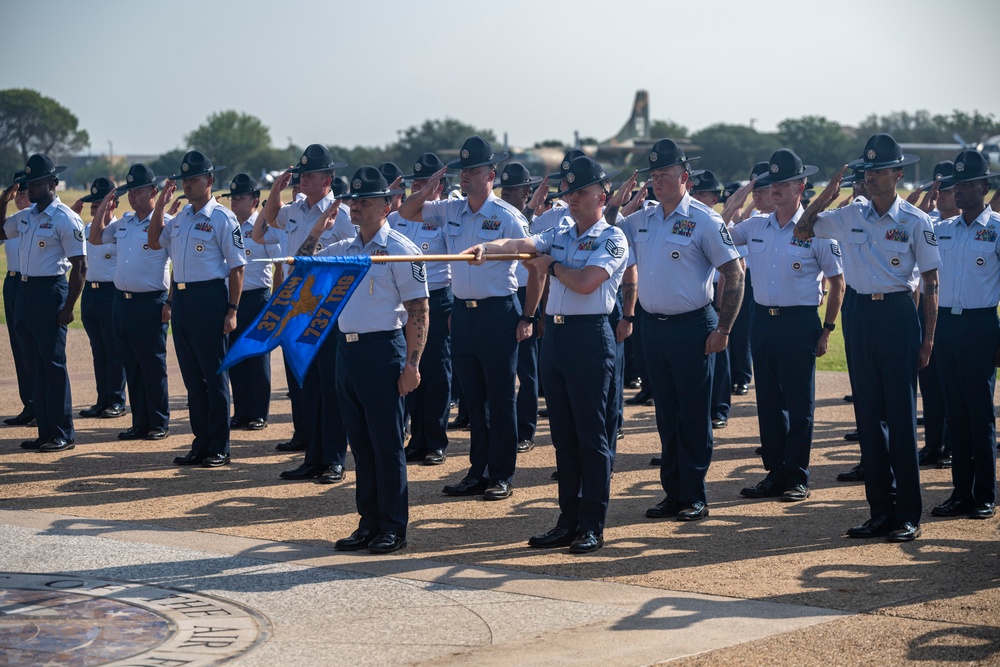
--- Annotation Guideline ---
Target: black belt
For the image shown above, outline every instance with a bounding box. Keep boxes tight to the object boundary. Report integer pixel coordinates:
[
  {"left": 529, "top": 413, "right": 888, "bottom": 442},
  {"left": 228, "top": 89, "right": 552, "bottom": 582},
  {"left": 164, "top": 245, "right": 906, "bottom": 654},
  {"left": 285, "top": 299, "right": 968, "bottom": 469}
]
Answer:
[
  {"left": 118, "top": 289, "right": 167, "bottom": 301},
  {"left": 643, "top": 304, "right": 711, "bottom": 323},
  {"left": 339, "top": 329, "right": 402, "bottom": 343},
  {"left": 87, "top": 281, "right": 115, "bottom": 289},
  {"left": 173, "top": 278, "right": 225, "bottom": 291},
  {"left": 454, "top": 295, "right": 514, "bottom": 308},
  {"left": 20, "top": 275, "right": 64, "bottom": 284},
  {"left": 939, "top": 306, "right": 997, "bottom": 316},
  {"left": 855, "top": 290, "right": 911, "bottom": 302},
  {"left": 547, "top": 314, "right": 608, "bottom": 325},
  {"left": 757, "top": 305, "right": 816, "bottom": 316},
  {"left": 429, "top": 286, "right": 451, "bottom": 297}
]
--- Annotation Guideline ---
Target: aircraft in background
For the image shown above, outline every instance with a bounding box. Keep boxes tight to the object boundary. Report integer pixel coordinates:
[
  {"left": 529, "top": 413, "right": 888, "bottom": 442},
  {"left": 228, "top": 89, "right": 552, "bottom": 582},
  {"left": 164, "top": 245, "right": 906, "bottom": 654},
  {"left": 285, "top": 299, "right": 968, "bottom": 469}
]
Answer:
[{"left": 900, "top": 133, "right": 1000, "bottom": 175}]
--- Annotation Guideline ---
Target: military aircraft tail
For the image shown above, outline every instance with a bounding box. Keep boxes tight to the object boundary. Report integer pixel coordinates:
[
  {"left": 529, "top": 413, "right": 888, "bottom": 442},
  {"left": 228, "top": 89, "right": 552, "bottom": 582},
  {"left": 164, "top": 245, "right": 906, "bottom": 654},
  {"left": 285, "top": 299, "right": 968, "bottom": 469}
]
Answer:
[{"left": 607, "top": 90, "right": 649, "bottom": 146}]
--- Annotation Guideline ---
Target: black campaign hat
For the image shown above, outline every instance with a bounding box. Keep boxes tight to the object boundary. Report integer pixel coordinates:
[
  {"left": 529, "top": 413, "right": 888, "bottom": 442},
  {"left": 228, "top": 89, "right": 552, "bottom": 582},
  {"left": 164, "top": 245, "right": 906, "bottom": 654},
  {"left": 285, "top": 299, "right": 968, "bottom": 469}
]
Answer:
[
  {"left": 942, "top": 150, "right": 1000, "bottom": 184},
  {"left": 220, "top": 173, "right": 260, "bottom": 198},
  {"left": 288, "top": 144, "right": 347, "bottom": 174},
  {"left": 14, "top": 154, "right": 67, "bottom": 184},
  {"left": 168, "top": 150, "right": 225, "bottom": 180},
  {"left": 446, "top": 135, "right": 508, "bottom": 169},
  {"left": 115, "top": 163, "right": 164, "bottom": 195},
  {"left": 290, "top": 171, "right": 301, "bottom": 187},
  {"left": 754, "top": 149, "right": 819, "bottom": 186},
  {"left": 750, "top": 161, "right": 771, "bottom": 189},
  {"left": 332, "top": 175, "right": 349, "bottom": 198},
  {"left": 852, "top": 133, "right": 919, "bottom": 170},
  {"left": 720, "top": 181, "right": 741, "bottom": 203},
  {"left": 12, "top": 170, "right": 26, "bottom": 190},
  {"left": 547, "top": 148, "right": 587, "bottom": 180},
  {"left": 495, "top": 161, "right": 542, "bottom": 189},
  {"left": 80, "top": 176, "right": 118, "bottom": 203},
  {"left": 378, "top": 162, "right": 405, "bottom": 185},
  {"left": 840, "top": 166, "right": 866, "bottom": 189},
  {"left": 405, "top": 152, "right": 448, "bottom": 180},
  {"left": 638, "top": 139, "right": 699, "bottom": 173},
  {"left": 916, "top": 161, "right": 955, "bottom": 192},
  {"left": 690, "top": 169, "right": 723, "bottom": 194},
  {"left": 552, "top": 156, "right": 619, "bottom": 198},
  {"left": 340, "top": 166, "right": 405, "bottom": 200}
]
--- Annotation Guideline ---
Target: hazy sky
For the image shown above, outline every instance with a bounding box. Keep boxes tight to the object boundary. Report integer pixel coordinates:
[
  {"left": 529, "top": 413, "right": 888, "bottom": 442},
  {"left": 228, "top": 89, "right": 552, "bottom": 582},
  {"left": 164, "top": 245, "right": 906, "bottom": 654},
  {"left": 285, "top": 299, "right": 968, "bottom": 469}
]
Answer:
[{"left": 4, "top": 0, "right": 999, "bottom": 157}]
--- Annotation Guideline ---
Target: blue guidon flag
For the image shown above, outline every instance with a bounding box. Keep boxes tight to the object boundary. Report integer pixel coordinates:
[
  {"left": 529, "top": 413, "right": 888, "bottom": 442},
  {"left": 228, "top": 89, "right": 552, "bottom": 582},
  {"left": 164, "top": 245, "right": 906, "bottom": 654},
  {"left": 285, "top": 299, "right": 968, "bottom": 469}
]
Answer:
[{"left": 220, "top": 256, "right": 372, "bottom": 385}]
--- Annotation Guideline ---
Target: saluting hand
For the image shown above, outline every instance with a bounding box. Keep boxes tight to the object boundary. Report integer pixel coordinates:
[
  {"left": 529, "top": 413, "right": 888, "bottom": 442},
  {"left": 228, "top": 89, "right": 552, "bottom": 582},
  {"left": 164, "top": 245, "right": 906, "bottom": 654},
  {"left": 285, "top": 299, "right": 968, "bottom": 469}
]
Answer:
[
  {"left": 527, "top": 177, "right": 549, "bottom": 211},
  {"left": 94, "top": 191, "right": 116, "bottom": 227},
  {"left": 720, "top": 179, "right": 755, "bottom": 223},
  {"left": 917, "top": 180, "right": 940, "bottom": 213},
  {"left": 816, "top": 165, "right": 849, "bottom": 210},
  {"left": 989, "top": 188, "right": 1000, "bottom": 213},
  {"left": 623, "top": 182, "right": 647, "bottom": 217},
  {"left": 607, "top": 171, "right": 639, "bottom": 208},
  {"left": 1, "top": 184, "right": 19, "bottom": 207},
  {"left": 157, "top": 180, "right": 177, "bottom": 210},
  {"left": 71, "top": 198, "right": 84, "bottom": 215}
]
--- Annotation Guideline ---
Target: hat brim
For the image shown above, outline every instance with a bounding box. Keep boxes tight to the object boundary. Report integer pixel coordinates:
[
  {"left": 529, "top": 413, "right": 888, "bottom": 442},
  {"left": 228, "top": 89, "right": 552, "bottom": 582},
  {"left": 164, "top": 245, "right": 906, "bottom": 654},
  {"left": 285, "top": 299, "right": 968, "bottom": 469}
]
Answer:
[
  {"left": 219, "top": 189, "right": 261, "bottom": 199},
  {"left": 916, "top": 178, "right": 955, "bottom": 192},
  {"left": 114, "top": 177, "right": 166, "bottom": 196},
  {"left": 754, "top": 164, "right": 819, "bottom": 187},
  {"left": 856, "top": 154, "right": 920, "bottom": 170},
  {"left": 445, "top": 152, "right": 509, "bottom": 170},
  {"left": 552, "top": 170, "right": 621, "bottom": 199},
  {"left": 940, "top": 171, "right": 1000, "bottom": 185},
  {"left": 287, "top": 161, "right": 349, "bottom": 175},
  {"left": 14, "top": 165, "right": 67, "bottom": 184},
  {"left": 493, "top": 176, "right": 543, "bottom": 189},
  {"left": 167, "top": 165, "right": 226, "bottom": 181},
  {"left": 339, "top": 188, "right": 405, "bottom": 200},
  {"left": 80, "top": 191, "right": 116, "bottom": 203},
  {"left": 404, "top": 171, "right": 448, "bottom": 181},
  {"left": 636, "top": 156, "right": 700, "bottom": 174}
]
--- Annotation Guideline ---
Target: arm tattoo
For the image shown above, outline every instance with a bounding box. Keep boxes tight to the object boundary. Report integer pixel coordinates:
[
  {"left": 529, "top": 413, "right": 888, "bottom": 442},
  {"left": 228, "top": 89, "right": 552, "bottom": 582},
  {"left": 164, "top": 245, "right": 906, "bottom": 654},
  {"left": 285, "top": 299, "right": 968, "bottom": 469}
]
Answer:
[
  {"left": 715, "top": 259, "right": 745, "bottom": 333},
  {"left": 296, "top": 234, "right": 321, "bottom": 256},
  {"left": 923, "top": 282, "right": 938, "bottom": 295},
  {"left": 404, "top": 297, "right": 429, "bottom": 365},
  {"left": 794, "top": 201, "right": 823, "bottom": 239},
  {"left": 604, "top": 205, "right": 621, "bottom": 226},
  {"left": 621, "top": 282, "right": 637, "bottom": 305}
]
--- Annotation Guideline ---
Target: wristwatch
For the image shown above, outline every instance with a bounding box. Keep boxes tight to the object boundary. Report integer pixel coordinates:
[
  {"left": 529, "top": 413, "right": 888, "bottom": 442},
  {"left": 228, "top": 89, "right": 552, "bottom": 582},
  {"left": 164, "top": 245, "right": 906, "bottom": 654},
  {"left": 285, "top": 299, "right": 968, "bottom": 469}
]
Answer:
[
  {"left": 227, "top": 303, "right": 239, "bottom": 311},
  {"left": 623, "top": 315, "right": 636, "bottom": 323},
  {"left": 519, "top": 314, "right": 538, "bottom": 324},
  {"left": 547, "top": 261, "right": 560, "bottom": 276},
  {"left": 823, "top": 321, "right": 836, "bottom": 332}
]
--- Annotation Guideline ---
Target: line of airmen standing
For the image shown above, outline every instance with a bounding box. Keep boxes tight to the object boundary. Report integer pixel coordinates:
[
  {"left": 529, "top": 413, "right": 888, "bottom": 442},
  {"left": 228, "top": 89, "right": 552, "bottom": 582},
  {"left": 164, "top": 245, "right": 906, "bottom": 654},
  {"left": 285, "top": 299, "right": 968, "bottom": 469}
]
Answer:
[{"left": 2, "top": 130, "right": 998, "bottom": 553}]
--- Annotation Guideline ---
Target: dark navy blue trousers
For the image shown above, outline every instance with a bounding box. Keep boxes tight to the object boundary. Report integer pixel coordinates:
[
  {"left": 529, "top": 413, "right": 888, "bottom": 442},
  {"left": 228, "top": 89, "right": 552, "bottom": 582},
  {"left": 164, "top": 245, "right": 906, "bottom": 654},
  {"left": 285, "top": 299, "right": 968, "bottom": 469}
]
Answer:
[
  {"left": 642, "top": 304, "right": 717, "bottom": 505},
  {"left": 451, "top": 294, "right": 520, "bottom": 484},
  {"left": 229, "top": 287, "right": 272, "bottom": 423},
  {"left": 710, "top": 285, "right": 731, "bottom": 421},
  {"left": 607, "top": 296, "right": 625, "bottom": 466},
  {"left": 113, "top": 290, "right": 169, "bottom": 432},
  {"left": 515, "top": 286, "right": 540, "bottom": 443},
  {"left": 302, "top": 331, "right": 348, "bottom": 468},
  {"left": 751, "top": 306, "right": 821, "bottom": 487},
  {"left": 4, "top": 272, "right": 34, "bottom": 411},
  {"left": 284, "top": 359, "right": 305, "bottom": 444},
  {"left": 850, "top": 291, "right": 922, "bottom": 524},
  {"left": 81, "top": 282, "right": 126, "bottom": 408},
  {"left": 172, "top": 279, "right": 230, "bottom": 455},
  {"left": 337, "top": 330, "right": 408, "bottom": 537},
  {"left": 728, "top": 269, "right": 754, "bottom": 386},
  {"left": 542, "top": 315, "right": 615, "bottom": 533},
  {"left": 406, "top": 286, "right": 452, "bottom": 452},
  {"left": 15, "top": 276, "right": 73, "bottom": 441},
  {"left": 917, "top": 294, "right": 949, "bottom": 454},
  {"left": 935, "top": 308, "right": 998, "bottom": 505}
]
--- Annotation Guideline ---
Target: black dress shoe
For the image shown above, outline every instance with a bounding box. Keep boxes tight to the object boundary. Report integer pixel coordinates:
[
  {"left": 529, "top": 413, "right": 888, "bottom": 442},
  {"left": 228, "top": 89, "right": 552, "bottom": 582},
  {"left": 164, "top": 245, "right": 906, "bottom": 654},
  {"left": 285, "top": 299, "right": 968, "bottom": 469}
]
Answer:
[
  {"left": 443, "top": 476, "right": 488, "bottom": 496},
  {"left": 118, "top": 426, "right": 149, "bottom": 440},
  {"left": 404, "top": 447, "right": 429, "bottom": 463},
  {"left": 230, "top": 417, "right": 249, "bottom": 428},
  {"left": 550, "top": 470, "right": 559, "bottom": 480},
  {"left": 79, "top": 405, "right": 107, "bottom": 418},
  {"left": 646, "top": 497, "right": 683, "bottom": 519},
  {"left": 970, "top": 503, "right": 995, "bottom": 520},
  {"left": 626, "top": 379, "right": 642, "bottom": 390},
  {"left": 39, "top": 438, "right": 75, "bottom": 453},
  {"left": 837, "top": 464, "right": 864, "bottom": 482},
  {"left": 275, "top": 439, "right": 306, "bottom": 452},
  {"left": 447, "top": 416, "right": 470, "bottom": 430},
  {"left": 316, "top": 465, "right": 344, "bottom": 484},
  {"left": 483, "top": 480, "right": 513, "bottom": 500},
  {"left": 844, "top": 430, "right": 860, "bottom": 441},
  {"left": 931, "top": 498, "right": 973, "bottom": 517},
  {"left": 617, "top": 429, "right": 625, "bottom": 440},
  {"left": 917, "top": 446, "right": 944, "bottom": 466},
  {"left": 335, "top": 529, "right": 373, "bottom": 551},
  {"left": 782, "top": 484, "right": 810, "bottom": 502},
  {"left": 174, "top": 450, "right": 209, "bottom": 466},
  {"left": 732, "top": 383, "right": 750, "bottom": 396},
  {"left": 280, "top": 463, "right": 327, "bottom": 480},
  {"left": 20, "top": 437, "right": 46, "bottom": 450},
  {"left": 936, "top": 454, "right": 953, "bottom": 469},
  {"left": 245, "top": 418, "right": 267, "bottom": 431},
  {"left": 537, "top": 408, "right": 549, "bottom": 418},
  {"left": 754, "top": 446, "right": 762, "bottom": 455},
  {"left": 843, "top": 394, "right": 853, "bottom": 403},
  {"left": 569, "top": 531, "right": 604, "bottom": 553},
  {"left": 103, "top": 404, "right": 126, "bottom": 418},
  {"left": 677, "top": 502, "right": 709, "bottom": 521},
  {"left": 202, "top": 453, "right": 231, "bottom": 468},
  {"left": 625, "top": 391, "right": 653, "bottom": 406},
  {"left": 368, "top": 531, "right": 407, "bottom": 554},
  {"left": 423, "top": 449, "right": 446, "bottom": 466},
  {"left": 649, "top": 457, "right": 661, "bottom": 466},
  {"left": 528, "top": 526, "right": 578, "bottom": 548},
  {"left": 846, "top": 514, "right": 893, "bottom": 538},
  {"left": 516, "top": 439, "right": 535, "bottom": 453},
  {"left": 145, "top": 427, "right": 169, "bottom": 440},
  {"left": 740, "top": 477, "right": 785, "bottom": 499},
  {"left": 887, "top": 521, "right": 921, "bottom": 542},
  {"left": 916, "top": 416, "right": 925, "bottom": 426},
  {"left": 4, "top": 409, "right": 35, "bottom": 426},
  {"left": 711, "top": 418, "right": 728, "bottom": 429}
]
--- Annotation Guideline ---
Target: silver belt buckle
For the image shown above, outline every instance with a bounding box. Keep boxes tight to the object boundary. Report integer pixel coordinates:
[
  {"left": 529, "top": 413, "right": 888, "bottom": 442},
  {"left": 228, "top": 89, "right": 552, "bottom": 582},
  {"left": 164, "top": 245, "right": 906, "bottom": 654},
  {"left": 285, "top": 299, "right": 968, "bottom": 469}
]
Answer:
[
  {"left": 90, "top": 282, "right": 99, "bottom": 288},
  {"left": 952, "top": 307, "right": 963, "bottom": 315},
  {"left": 177, "top": 283, "right": 186, "bottom": 290},
  {"left": 345, "top": 333, "right": 360, "bottom": 343},
  {"left": 466, "top": 300, "right": 478, "bottom": 308},
  {"left": 554, "top": 315, "right": 565, "bottom": 324},
  {"left": 20, "top": 275, "right": 26, "bottom": 282},
  {"left": 124, "top": 292, "right": 133, "bottom": 300},
  {"left": 768, "top": 307, "right": 779, "bottom": 316},
  {"left": 871, "top": 293, "right": 884, "bottom": 301}
]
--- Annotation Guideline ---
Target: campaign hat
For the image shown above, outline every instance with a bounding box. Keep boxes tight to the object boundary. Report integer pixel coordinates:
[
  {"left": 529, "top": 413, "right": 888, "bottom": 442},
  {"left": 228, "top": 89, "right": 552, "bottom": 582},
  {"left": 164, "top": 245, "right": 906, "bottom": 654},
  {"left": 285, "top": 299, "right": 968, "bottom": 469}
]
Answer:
[
  {"left": 80, "top": 176, "right": 118, "bottom": 203},
  {"left": 340, "top": 166, "right": 406, "bottom": 200},
  {"left": 689, "top": 169, "right": 723, "bottom": 194},
  {"left": 14, "top": 154, "right": 67, "bottom": 184},
  {"left": 288, "top": 144, "right": 347, "bottom": 174},
  {"left": 851, "top": 133, "right": 919, "bottom": 170},
  {"left": 378, "top": 162, "right": 405, "bottom": 185},
  {"left": 220, "top": 173, "right": 261, "bottom": 198},
  {"left": 168, "top": 150, "right": 225, "bottom": 180},
  {"left": 552, "top": 156, "right": 619, "bottom": 198},
  {"left": 916, "top": 161, "right": 955, "bottom": 192},
  {"left": 753, "top": 149, "right": 819, "bottom": 186},
  {"left": 638, "top": 139, "right": 699, "bottom": 173},
  {"left": 332, "top": 175, "right": 349, "bottom": 198},
  {"left": 941, "top": 150, "right": 1000, "bottom": 184},
  {"left": 115, "top": 163, "right": 164, "bottom": 195},
  {"left": 547, "top": 148, "right": 587, "bottom": 180},
  {"left": 405, "top": 153, "right": 448, "bottom": 180},
  {"left": 446, "top": 136, "right": 508, "bottom": 170},
  {"left": 495, "top": 161, "right": 542, "bottom": 189}
]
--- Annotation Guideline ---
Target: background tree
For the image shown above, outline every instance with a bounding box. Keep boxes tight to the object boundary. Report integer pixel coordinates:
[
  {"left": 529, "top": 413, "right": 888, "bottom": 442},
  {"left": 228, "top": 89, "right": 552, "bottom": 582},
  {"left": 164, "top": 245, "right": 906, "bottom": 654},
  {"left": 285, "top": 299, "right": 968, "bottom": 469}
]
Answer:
[
  {"left": 650, "top": 119, "right": 689, "bottom": 139},
  {"left": 690, "top": 124, "right": 775, "bottom": 182},
  {"left": 391, "top": 118, "right": 497, "bottom": 172},
  {"left": 185, "top": 110, "right": 274, "bottom": 179},
  {"left": 777, "top": 116, "right": 855, "bottom": 181},
  {"left": 74, "top": 157, "right": 129, "bottom": 188},
  {"left": 0, "top": 88, "right": 89, "bottom": 182}
]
